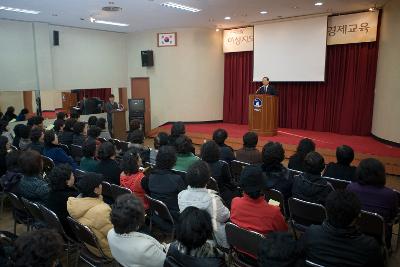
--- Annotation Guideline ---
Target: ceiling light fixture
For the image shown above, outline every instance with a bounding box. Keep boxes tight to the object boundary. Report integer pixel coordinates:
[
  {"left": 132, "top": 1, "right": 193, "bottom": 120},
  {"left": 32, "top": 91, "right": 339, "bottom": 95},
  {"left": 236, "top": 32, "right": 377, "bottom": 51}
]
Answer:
[
  {"left": 314, "top": 2, "right": 323, "bottom": 6},
  {"left": 161, "top": 2, "right": 201, "bottom": 12},
  {"left": 0, "top": 6, "right": 40, "bottom": 14},
  {"left": 260, "top": 11, "right": 268, "bottom": 14},
  {"left": 216, "top": 28, "right": 220, "bottom": 32},
  {"left": 224, "top": 16, "right": 231, "bottom": 20},
  {"left": 89, "top": 17, "right": 129, "bottom": 26}
]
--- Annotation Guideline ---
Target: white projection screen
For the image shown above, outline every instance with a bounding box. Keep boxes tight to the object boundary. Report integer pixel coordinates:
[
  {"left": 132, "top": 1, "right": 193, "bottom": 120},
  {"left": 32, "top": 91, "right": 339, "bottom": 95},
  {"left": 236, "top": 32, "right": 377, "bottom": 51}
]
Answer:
[{"left": 253, "top": 16, "right": 328, "bottom": 82}]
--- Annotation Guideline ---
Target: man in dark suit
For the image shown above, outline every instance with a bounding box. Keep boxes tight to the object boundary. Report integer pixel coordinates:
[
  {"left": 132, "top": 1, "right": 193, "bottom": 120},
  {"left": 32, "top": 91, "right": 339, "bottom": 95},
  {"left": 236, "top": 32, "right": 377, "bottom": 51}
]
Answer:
[
  {"left": 104, "top": 94, "right": 120, "bottom": 135},
  {"left": 256, "top": 76, "right": 278, "bottom": 96}
]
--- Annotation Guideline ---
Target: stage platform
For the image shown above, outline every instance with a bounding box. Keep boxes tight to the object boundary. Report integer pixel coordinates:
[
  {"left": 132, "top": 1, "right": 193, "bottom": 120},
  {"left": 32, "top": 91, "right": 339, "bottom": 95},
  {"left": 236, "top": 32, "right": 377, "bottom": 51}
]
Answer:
[{"left": 150, "top": 122, "right": 400, "bottom": 176}]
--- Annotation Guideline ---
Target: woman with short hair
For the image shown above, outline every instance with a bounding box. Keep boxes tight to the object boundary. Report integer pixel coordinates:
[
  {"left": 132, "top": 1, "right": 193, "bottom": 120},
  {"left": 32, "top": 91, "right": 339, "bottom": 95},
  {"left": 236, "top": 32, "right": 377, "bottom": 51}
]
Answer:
[
  {"left": 96, "top": 141, "right": 121, "bottom": 185},
  {"left": 43, "top": 130, "right": 78, "bottom": 170}
]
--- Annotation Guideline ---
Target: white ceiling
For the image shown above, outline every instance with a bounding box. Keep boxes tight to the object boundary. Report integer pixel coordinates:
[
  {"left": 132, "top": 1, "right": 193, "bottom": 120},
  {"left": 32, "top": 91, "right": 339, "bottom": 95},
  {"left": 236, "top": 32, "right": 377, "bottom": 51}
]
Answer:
[{"left": 0, "top": 0, "right": 388, "bottom": 32}]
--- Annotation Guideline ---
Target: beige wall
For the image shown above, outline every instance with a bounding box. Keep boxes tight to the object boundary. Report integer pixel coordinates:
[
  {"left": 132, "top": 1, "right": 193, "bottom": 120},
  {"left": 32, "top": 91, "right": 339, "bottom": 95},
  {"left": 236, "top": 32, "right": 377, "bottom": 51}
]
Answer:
[
  {"left": 40, "top": 90, "right": 63, "bottom": 111},
  {"left": 127, "top": 28, "right": 224, "bottom": 128},
  {"left": 372, "top": 0, "right": 400, "bottom": 143},
  {"left": 0, "top": 92, "right": 24, "bottom": 113}
]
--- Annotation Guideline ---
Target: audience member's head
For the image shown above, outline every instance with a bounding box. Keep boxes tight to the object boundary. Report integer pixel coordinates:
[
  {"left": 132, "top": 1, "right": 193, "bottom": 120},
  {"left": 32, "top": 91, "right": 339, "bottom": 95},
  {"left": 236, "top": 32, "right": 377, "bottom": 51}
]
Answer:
[
  {"left": 6, "top": 150, "right": 21, "bottom": 172},
  {"left": 336, "top": 145, "right": 355, "bottom": 166},
  {"left": 6, "top": 106, "right": 15, "bottom": 115},
  {"left": 171, "top": 121, "right": 185, "bottom": 137},
  {"left": 120, "top": 150, "right": 140, "bottom": 175},
  {"left": 11, "top": 229, "right": 63, "bottom": 267},
  {"left": 87, "top": 126, "right": 101, "bottom": 139},
  {"left": 73, "top": 121, "right": 87, "bottom": 135},
  {"left": 30, "top": 127, "right": 44, "bottom": 143},
  {"left": 295, "top": 138, "right": 315, "bottom": 157},
  {"left": 109, "top": 94, "right": 115, "bottom": 102},
  {"left": 129, "top": 119, "right": 141, "bottom": 131},
  {"left": 356, "top": 158, "right": 386, "bottom": 187},
  {"left": 212, "top": 128, "right": 228, "bottom": 146},
  {"left": 175, "top": 135, "right": 193, "bottom": 155},
  {"left": 53, "top": 119, "right": 65, "bottom": 133},
  {"left": 111, "top": 194, "right": 145, "bottom": 234},
  {"left": 243, "top": 132, "right": 258, "bottom": 148},
  {"left": 70, "top": 111, "right": 80, "bottom": 120},
  {"left": 64, "top": 118, "right": 76, "bottom": 132},
  {"left": 176, "top": 206, "right": 213, "bottom": 251},
  {"left": 88, "top": 115, "right": 98, "bottom": 126},
  {"left": 13, "top": 124, "right": 24, "bottom": 137},
  {"left": 262, "top": 142, "right": 285, "bottom": 168},
  {"left": 155, "top": 146, "right": 177, "bottom": 170},
  {"left": 19, "top": 108, "right": 29, "bottom": 116},
  {"left": 96, "top": 117, "right": 107, "bottom": 130},
  {"left": 128, "top": 130, "right": 144, "bottom": 144},
  {"left": 77, "top": 172, "right": 103, "bottom": 198},
  {"left": 154, "top": 132, "right": 169, "bottom": 150},
  {"left": 19, "top": 125, "right": 31, "bottom": 140},
  {"left": 240, "top": 165, "right": 264, "bottom": 199},
  {"left": 47, "top": 164, "right": 75, "bottom": 191},
  {"left": 326, "top": 190, "right": 361, "bottom": 228},
  {"left": 82, "top": 140, "right": 97, "bottom": 159},
  {"left": 186, "top": 160, "right": 210, "bottom": 188},
  {"left": 303, "top": 151, "right": 325, "bottom": 175},
  {"left": 97, "top": 141, "right": 116, "bottom": 160},
  {"left": 0, "top": 120, "right": 9, "bottom": 134},
  {"left": 27, "top": 115, "right": 44, "bottom": 129},
  {"left": 44, "top": 130, "right": 59, "bottom": 146},
  {"left": 200, "top": 140, "right": 220, "bottom": 163},
  {"left": 56, "top": 111, "right": 66, "bottom": 121},
  {"left": 258, "top": 232, "right": 301, "bottom": 267},
  {"left": 0, "top": 136, "right": 9, "bottom": 155},
  {"left": 19, "top": 150, "right": 43, "bottom": 176}
]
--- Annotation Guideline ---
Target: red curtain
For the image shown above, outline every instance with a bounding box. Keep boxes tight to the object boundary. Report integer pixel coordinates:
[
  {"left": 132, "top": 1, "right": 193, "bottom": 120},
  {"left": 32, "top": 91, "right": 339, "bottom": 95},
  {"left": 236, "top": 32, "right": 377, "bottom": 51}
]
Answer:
[
  {"left": 223, "top": 41, "right": 379, "bottom": 136},
  {"left": 75, "top": 88, "right": 112, "bottom": 102}
]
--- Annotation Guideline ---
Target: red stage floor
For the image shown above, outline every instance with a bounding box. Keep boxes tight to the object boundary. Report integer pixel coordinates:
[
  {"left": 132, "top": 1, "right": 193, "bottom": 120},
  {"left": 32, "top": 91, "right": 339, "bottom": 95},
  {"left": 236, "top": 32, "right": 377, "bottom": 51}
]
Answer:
[{"left": 158, "top": 123, "right": 400, "bottom": 159}]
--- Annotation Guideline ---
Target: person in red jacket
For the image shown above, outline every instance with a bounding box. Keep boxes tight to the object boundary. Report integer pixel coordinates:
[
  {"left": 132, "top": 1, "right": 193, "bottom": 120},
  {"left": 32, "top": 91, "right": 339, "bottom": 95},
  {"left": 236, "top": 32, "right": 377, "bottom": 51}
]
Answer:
[{"left": 231, "top": 165, "right": 288, "bottom": 235}]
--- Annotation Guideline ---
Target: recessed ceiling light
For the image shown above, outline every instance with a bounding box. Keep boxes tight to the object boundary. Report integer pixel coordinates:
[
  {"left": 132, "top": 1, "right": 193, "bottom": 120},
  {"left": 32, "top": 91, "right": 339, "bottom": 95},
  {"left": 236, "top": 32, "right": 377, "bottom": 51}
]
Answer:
[
  {"left": 224, "top": 16, "right": 231, "bottom": 20},
  {"left": 216, "top": 28, "right": 220, "bottom": 32},
  {"left": 89, "top": 17, "right": 129, "bottom": 27},
  {"left": 260, "top": 11, "right": 268, "bottom": 14},
  {"left": 0, "top": 6, "right": 40, "bottom": 14},
  {"left": 161, "top": 2, "right": 201, "bottom": 12},
  {"left": 314, "top": 2, "right": 323, "bottom": 6}
]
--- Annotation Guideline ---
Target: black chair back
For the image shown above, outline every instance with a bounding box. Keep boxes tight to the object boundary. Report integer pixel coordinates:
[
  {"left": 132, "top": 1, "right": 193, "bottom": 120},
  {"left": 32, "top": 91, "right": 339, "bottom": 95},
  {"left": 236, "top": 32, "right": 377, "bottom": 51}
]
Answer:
[
  {"left": 59, "top": 144, "right": 71, "bottom": 155},
  {"left": 230, "top": 160, "right": 250, "bottom": 184},
  {"left": 6, "top": 192, "right": 33, "bottom": 233},
  {"left": 207, "top": 177, "right": 220, "bottom": 192},
  {"left": 21, "top": 198, "right": 45, "bottom": 223},
  {"left": 265, "top": 189, "right": 287, "bottom": 217},
  {"left": 322, "top": 176, "right": 350, "bottom": 190},
  {"left": 70, "top": 144, "right": 83, "bottom": 163},
  {"left": 74, "top": 169, "right": 86, "bottom": 182},
  {"left": 40, "top": 205, "right": 67, "bottom": 236},
  {"left": 288, "top": 168, "right": 302, "bottom": 179},
  {"left": 358, "top": 210, "right": 385, "bottom": 244},
  {"left": 41, "top": 156, "right": 55, "bottom": 174},
  {"left": 305, "top": 260, "right": 326, "bottom": 267},
  {"left": 101, "top": 181, "right": 113, "bottom": 201},
  {"left": 111, "top": 184, "right": 132, "bottom": 200},
  {"left": 9, "top": 145, "right": 18, "bottom": 151},
  {"left": 172, "top": 169, "right": 187, "bottom": 181},
  {"left": 119, "top": 141, "right": 129, "bottom": 152},
  {"left": 225, "top": 222, "right": 265, "bottom": 262},
  {"left": 97, "top": 137, "right": 108, "bottom": 143},
  {"left": 145, "top": 194, "right": 174, "bottom": 225}
]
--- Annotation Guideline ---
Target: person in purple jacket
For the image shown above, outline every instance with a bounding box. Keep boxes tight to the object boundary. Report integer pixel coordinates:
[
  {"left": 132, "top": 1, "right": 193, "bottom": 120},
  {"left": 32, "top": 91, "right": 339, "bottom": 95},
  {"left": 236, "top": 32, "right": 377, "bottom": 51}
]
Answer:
[{"left": 347, "top": 158, "right": 398, "bottom": 247}]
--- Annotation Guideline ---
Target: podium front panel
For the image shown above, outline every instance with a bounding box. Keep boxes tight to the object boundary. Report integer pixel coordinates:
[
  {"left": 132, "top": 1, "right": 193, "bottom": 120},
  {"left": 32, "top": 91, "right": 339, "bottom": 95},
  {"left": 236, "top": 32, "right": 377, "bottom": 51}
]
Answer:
[{"left": 248, "top": 95, "right": 278, "bottom": 136}]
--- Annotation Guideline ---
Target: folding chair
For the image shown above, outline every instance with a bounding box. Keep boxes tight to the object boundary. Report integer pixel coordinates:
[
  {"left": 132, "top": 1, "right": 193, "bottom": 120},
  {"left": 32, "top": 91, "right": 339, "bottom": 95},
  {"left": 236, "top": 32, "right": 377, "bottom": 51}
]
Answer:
[
  {"left": 287, "top": 168, "right": 302, "bottom": 180},
  {"left": 225, "top": 222, "right": 265, "bottom": 267},
  {"left": 207, "top": 177, "right": 220, "bottom": 192},
  {"left": 265, "top": 188, "right": 287, "bottom": 218},
  {"left": 21, "top": 198, "right": 46, "bottom": 228},
  {"left": 41, "top": 155, "right": 55, "bottom": 176},
  {"left": 230, "top": 160, "right": 250, "bottom": 184},
  {"left": 358, "top": 210, "right": 386, "bottom": 244},
  {"left": 288, "top": 197, "right": 327, "bottom": 239},
  {"left": 392, "top": 189, "right": 400, "bottom": 251},
  {"left": 305, "top": 260, "right": 326, "bottom": 267},
  {"left": 101, "top": 181, "right": 114, "bottom": 203},
  {"left": 172, "top": 169, "right": 187, "bottom": 181},
  {"left": 119, "top": 141, "right": 129, "bottom": 152},
  {"left": 97, "top": 137, "right": 108, "bottom": 143},
  {"left": 111, "top": 184, "right": 132, "bottom": 200},
  {"left": 67, "top": 217, "right": 114, "bottom": 266},
  {"left": 322, "top": 176, "right": 350, "bottom": 190},
  {"left": 70, "top": 144, "right": 83, "bottom": 163},
  {"left": 6, "top": 192, "right": 33, "bottom": 233},
  {"left": 59, "top": 144, "right": 71, "bottom": 155},
  {"left": 145, "top": 194, "right": 175, "bottom": 237}
]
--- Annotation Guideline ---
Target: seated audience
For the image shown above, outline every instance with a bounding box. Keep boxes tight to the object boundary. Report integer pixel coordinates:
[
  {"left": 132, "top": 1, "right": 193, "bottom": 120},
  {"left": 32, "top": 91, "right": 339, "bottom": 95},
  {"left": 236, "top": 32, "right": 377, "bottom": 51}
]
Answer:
[
  {"left": 70, "top": 111, "right": 80, "bottom": 120},
  {"left": 288, "top": 138, "right": 315, "bottom": 172},
  {"left": 0, "top": 150, "right": 22, "bottom": 194},
  {"left": 11, "top": 229, "right": 63, "bottom": 267},
  {"left": 96, "top": 141, "right": 121, "bottom": 185},
  {"left": 262, "top": 142, "right": 293, "bottom": 200},
  {"left": 200, "top": 140, "right": 237, "bottom": 207},
  {"left": 258, "top": 232, "right": 302, "bottom": 267},
  {"left": 67, "top": 172, "right": 113, "bottom": 258},
  {"left": 173, "top": 135, "right": 199, "bottom": 172},
  {"left": 178, "top": 161, "right": 230, "bottom": 248},
  {"left": 141, "top": 146, "right": 186, "bottom": 229},
  {"left": 3, "top": 106, "right": 17, "bottom": 122},
  {"left": 53, "top": 119, "right": 65, "bottom": 136},
  {"left": 45, "top": 164, "right": 78, "bottom": 237},
  {"left": 28, "top": 127, "right": 45, "bottom": 154},
  {"left": 72, "top": 121, "right": 87, "bottom": 146},
  {"left": 347, "top": 158, "right": 398, "bottom": 246},
  {"left": 43, "top": 130, "right": 78, "bottom": 170},
  {"left": 55, "top": 111, "right": 67, "bottom": 122},
  {"left": 58, "top": 118, "right": 76, "bottom": 146},
  {"left": 27, "top": 115, "right": 44, "bottom": 130},
  {"left": 0, "top": 136, "right": 10, "bottom": 177},
  {"left": 120, "top": 150, "right": 148, "bottom": 209},
  {"left": 231, "top": 165, "right": 288, "bottom": 236},
  {"left": 150, "top": 132, "right": 169, "bottom": 164},
  {"left": 12, "top": 124, "right": 24, "bottom": 148},
  {"left": 235, "top": 132, "right": 262, "bottom": 164},
  {"left": 127, "top": 119, "right": 144, "bottom": 144},
  {"left": 292, "top": 151, "right": 333, "bottom": 204},
  {"left": 17, "top": 150, "right": 49, "bottom": 202},
  {"left": 16, "top": 108, "right": 29, "bottom": 122},
  {"left": 0, "top": 120, "right": 13, "bottom": 144},
  {"left": 166, "top": 207, "right": 226, "bottom": 267},
  {"left": 323, "top": 145, "right": 357, "bottom": 181},
  {"left": 168, "top": 121, "right": 186, "bottom": 146},
  {"left": 88, "top": 115, "right": 98, "bottom": 127},
  {"left": 80, "top": 141, "right": 99, "bottom": 172},
  {"left": 213, "top": 128, "right": 235, "bottom": 163},
  {"left": 87, "top": 125, "right": 101, "bottom": 145},
  {"left": 108, "top": 194, "right": 167, "bottom": 267},
  {"left": 97, "top": 117, "right": 112, "bottom": 140},
  {"left": 299, "top": 190, "right": 384, "bottom": 267},
  {"left": 18, "top": 125, "right": 31, "bottom": 151}
]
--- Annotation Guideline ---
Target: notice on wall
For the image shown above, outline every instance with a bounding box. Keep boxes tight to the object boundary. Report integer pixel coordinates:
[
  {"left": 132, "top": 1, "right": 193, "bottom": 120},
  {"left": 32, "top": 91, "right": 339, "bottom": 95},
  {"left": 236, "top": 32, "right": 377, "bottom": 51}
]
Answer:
[
  {"left": 223, "top": 27, "right": 254, "bottom": 53},
  {"left": 327, "top": 11, "right": 379, "bottom": 45}
]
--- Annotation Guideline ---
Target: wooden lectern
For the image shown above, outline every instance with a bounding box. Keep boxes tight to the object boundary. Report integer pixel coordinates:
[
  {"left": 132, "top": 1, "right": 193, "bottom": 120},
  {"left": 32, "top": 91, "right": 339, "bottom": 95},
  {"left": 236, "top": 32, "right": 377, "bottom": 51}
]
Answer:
[
  {"left": 248, "top": 95, "right": 278, "bottom": 136},
  {"left": 112, "top": 109, "right": 127, "bottom": 140}
]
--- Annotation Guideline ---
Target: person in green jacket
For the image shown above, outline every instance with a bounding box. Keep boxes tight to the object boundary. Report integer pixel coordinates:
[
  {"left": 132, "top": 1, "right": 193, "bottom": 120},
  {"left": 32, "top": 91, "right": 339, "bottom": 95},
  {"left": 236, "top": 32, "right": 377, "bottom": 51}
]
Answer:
[
  {"left": 173, "top": 135, "right": 199, "bottom": 172},
  {"left": 79, "top": 141, "right": 99, "bottom": 172}
]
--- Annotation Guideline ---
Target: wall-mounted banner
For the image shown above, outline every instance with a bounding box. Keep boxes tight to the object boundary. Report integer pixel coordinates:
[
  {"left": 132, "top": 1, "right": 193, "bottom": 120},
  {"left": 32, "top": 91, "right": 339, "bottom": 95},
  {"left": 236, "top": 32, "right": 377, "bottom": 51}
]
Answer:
[
  {"left": 223, "top": 27, "right": 254, "bottom": 53},
  {"left": 327, "top": 11, "right": 379, "bottom": 45}
]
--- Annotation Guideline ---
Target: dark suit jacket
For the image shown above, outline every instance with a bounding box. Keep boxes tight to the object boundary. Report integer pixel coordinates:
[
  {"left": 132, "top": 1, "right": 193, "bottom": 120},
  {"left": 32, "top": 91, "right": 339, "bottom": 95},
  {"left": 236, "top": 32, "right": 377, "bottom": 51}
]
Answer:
[{"left": 256, "top": 84, "right": 278, "bottom": 96}]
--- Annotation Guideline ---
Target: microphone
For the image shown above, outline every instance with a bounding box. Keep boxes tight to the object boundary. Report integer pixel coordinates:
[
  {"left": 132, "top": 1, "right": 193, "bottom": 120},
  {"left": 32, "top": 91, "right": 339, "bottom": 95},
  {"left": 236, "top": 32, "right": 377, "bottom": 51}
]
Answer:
[{"left": 256, "top": 85, "right": 264, "bottom": 94}]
